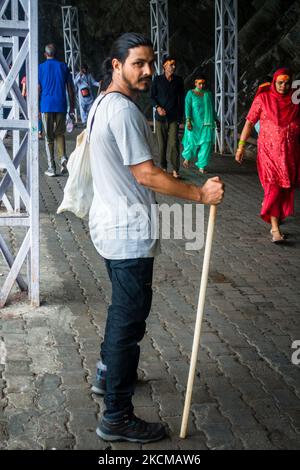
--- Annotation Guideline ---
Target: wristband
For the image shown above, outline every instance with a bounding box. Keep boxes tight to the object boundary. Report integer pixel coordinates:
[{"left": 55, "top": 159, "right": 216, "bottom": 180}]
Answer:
[{"left": 238, "top": 139, "right": 246, "bottom": 147}]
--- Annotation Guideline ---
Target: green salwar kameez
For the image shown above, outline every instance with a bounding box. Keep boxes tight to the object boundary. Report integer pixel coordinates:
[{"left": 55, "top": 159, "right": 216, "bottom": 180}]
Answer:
[{"left": 182, "top": 89, "right": 216, "bottom": 169}]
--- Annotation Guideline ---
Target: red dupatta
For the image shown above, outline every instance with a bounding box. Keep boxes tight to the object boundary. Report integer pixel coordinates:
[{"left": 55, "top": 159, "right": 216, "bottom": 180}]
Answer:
[{"left": 260, "top": 68, "right": 299, "bottom": 126}]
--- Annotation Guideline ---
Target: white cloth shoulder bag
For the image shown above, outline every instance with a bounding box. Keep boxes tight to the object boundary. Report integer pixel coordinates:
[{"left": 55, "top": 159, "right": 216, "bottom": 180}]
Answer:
[{"left": 57, "top": 95, "right": 105, "bottom": 218}]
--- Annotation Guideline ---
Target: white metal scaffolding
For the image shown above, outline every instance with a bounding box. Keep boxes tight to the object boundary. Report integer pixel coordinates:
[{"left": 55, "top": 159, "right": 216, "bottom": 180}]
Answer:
[
  {"left": 215, "top": 0, "right": 238, "bottom": 155},
  {"left": 150, "top": 0, "right": 169, "bottom": 131},
  {"left": 62, "top": 5, "right": 81, "bottom": 79},
  {"left": 0, "top": 0, "right": 39, "bottom": 307},
  {"left": 150, "top": 0, "right": 169, "bottom": 76}
]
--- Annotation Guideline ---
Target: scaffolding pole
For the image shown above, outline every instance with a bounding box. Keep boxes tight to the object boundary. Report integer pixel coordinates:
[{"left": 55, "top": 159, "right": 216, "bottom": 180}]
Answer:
[
  {"left": 62, "top": 5, "right": 81, "bottom": 79},
  {"left": 150, "top": 0, "right": 169, "bottom": 75},
  {"left": 62, "top": 5, "right": 81, "bottom": 120},
  {"left": 215, "top": 0, "right": 238, "bottom": 155},
  {"left": 0, "top": 0, "right": 39, "bottom": 307},
  {"left": 150, "top": 0, "right": 169, "bottom": 131}
]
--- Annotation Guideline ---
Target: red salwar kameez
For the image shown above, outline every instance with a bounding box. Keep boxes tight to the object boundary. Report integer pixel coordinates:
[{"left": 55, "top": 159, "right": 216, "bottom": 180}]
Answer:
[{"left": 246, "top": 68, "right": 300, "bottom": 223}]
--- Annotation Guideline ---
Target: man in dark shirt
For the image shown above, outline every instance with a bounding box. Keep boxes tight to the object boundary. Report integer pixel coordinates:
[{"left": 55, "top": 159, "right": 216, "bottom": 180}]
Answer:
[{"left": 150, "top": 56, "right": 184, "bottom": 178}]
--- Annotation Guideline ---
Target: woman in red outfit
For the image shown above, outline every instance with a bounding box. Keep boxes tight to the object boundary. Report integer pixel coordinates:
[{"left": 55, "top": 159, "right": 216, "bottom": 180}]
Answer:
[{"left": 236, "top": 68, "right": 300, "bottom": 242}]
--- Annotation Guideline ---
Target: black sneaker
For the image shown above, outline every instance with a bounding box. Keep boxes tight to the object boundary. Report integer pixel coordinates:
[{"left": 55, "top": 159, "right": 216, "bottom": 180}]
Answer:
[
  {"left": 96, "top": 413, "right": 167, "bottom": 443},
  {"left": 91, "top": 365, "right": 138, "bottom": 396},
  {"left": 91, "top": 365, "right": 106, "bottom": 395}
]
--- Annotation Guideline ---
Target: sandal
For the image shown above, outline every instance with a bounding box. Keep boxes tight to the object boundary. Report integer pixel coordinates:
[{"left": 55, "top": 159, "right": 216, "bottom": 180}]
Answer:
[
  {"left": 199, "top": 168, "right": 207, "bottom": 174},
  {"left": 270, "top": 229, "right": 286, "bottom": 243}
]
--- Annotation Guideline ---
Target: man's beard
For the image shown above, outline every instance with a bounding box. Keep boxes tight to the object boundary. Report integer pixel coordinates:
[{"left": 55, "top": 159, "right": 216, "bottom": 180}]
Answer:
[{"left": 122, "top": 71, "right": 151, "bottom": 93}]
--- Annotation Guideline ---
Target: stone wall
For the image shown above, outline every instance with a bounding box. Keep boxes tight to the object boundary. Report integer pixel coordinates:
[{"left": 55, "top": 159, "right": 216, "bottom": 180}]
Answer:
[{"left": 39, "top": 0, "right": 300, "bottom": 122}]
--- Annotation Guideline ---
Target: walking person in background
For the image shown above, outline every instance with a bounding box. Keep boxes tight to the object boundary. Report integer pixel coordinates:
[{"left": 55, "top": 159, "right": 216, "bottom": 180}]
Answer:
[
  {"left": 21, "top": 75, "right": 43, "bottom": 139},
  {"left": 74, "top": 64, "right": 100, "bottom": 124},
  {"left": 182, "top": 75, "right": 217, "bottom": 174},
  {"left": 39, "top": 43, "right": 75, "bottom": 177},
  {"left": 236, "top": 67, "right": 300, "bottom": 243},
  {"left": 150, "top": 56, "right": 184, "bottom": 178}
]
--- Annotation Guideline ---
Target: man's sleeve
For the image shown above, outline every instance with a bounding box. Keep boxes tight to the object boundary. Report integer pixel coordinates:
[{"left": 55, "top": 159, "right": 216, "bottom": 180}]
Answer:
[
  {"left": 150, "top": 77, "right": 159, "bottom": 108},
  {"left": 109, "top": 107, "right": 153, "bottom": 166},
  {"left": 38, "top": 64, "right": 42, "bottom": 87}
]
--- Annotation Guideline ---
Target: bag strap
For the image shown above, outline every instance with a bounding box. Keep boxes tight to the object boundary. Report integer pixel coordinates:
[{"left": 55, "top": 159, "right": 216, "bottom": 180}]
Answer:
[
  {"left": 89, "top": 90, "right": 141, "bottom": 135},
  {"left": 89, "top": 94, "right": 108, "bottom": 135}
]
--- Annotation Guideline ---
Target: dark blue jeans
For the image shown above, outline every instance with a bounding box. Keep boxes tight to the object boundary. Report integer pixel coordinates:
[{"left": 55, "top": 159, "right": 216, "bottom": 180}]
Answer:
[{"left": 101, "top": 257, "right": 154, "bottom": 420}]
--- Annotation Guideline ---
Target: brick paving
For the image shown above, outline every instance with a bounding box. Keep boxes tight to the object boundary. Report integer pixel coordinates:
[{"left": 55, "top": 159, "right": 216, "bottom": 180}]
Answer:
[{"left": 0, "top": 130, "right": 299, "bottom": 450}]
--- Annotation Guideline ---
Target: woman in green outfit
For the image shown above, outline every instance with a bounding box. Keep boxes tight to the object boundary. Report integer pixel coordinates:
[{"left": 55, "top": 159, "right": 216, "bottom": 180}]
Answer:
[{"left": 182, "top": 76, "right": 216, "bottom": 174}]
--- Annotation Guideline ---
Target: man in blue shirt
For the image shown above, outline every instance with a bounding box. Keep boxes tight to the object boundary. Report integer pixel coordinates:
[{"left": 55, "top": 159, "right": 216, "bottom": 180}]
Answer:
[{"left": 39, "top": 43, "right": 75, "bottom": 176}]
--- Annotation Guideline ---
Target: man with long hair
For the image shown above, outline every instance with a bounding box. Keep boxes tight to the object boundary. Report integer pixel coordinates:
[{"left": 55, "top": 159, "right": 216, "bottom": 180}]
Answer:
[{"left": 88, "top": 32, "right": 224, "bottom": 443}]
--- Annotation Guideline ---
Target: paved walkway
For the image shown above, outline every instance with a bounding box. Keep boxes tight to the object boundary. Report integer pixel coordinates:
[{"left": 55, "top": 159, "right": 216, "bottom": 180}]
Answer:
[{"left": 0, "top": 130, "right": 300, "bottom": 450}]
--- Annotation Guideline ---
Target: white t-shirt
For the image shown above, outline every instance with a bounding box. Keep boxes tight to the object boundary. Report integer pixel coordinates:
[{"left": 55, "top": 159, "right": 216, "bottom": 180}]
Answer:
[{"left": 87, "top": 92, "right": 160, "bottom": 260}]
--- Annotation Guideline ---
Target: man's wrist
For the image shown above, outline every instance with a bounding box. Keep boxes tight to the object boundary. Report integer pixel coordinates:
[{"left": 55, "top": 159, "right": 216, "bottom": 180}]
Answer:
[{"left": 192, "top": 184, "right": 202, "bottom": 203}]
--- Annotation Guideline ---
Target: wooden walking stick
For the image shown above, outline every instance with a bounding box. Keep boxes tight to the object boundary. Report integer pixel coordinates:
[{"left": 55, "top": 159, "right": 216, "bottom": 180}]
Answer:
[{"left": 180, "top": 204, "right": 218, "bottom": 438}]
